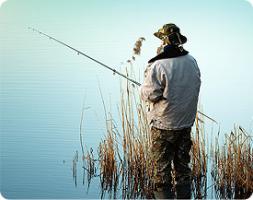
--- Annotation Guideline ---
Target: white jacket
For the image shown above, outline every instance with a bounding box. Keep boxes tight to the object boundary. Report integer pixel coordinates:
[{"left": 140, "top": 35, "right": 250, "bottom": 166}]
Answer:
[{"left": 140, "top": 54, "right": 201, "bottom": 130}]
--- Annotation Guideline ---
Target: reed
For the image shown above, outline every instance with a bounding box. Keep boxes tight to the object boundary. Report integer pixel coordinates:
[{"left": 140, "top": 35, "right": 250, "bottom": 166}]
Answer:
[
  {"left": 119, "top": 82, "right": 155, "bottom": 199},
  {"left": 191, "top": 111, "right": 208, "bottom": 198},
  {"left": 211, "top": 126, "right": 253, "bottom": 199},
  {"left": 98, "top": 117, "right": 120, "bottom": 199}
]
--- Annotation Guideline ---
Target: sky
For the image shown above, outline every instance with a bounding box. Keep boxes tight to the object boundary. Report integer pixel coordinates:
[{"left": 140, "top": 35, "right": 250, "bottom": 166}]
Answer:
[{"left": 1, "top": 0, "right": 253, "bottom": 133}]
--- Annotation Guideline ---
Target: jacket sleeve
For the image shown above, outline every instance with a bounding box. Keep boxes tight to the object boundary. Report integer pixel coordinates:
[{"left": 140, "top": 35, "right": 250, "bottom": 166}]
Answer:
[{"left": 139, "top": 63, "right": 164, "bottom": 103}]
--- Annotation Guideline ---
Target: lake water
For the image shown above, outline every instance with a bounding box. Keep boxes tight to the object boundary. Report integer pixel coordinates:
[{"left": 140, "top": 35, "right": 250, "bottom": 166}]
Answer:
[
  {"left": 0, "top": 23, "right": 122, "bottom": 200},
  {"left": 0, "top": 45, "right": 108, "bottom": 198}
]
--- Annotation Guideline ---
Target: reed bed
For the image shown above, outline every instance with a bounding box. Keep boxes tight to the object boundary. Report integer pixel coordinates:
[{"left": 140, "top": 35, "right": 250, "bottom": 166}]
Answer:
[
  {"left": 98, "top": 118, "right": 120, "bottom": 199},
  {"left": 119, "top": 83, "right": 155, "bottom": 199},
  {"left": 94, "top": 88, "right": 253, "bottom": 199},
  {"left": 96, "top": 79, "right": 155, "bottom": 199},
  {"left": 97, "top": 85, "right": 213, "bottom": 199},
  {"left": 211, "top": 126, "right": 253, "bottom": 199}
]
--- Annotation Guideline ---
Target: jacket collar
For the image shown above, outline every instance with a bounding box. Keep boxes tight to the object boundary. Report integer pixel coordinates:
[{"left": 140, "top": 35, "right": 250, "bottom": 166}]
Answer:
[{"left": 148, "top": 45, "right": 188, "bottom": 63}]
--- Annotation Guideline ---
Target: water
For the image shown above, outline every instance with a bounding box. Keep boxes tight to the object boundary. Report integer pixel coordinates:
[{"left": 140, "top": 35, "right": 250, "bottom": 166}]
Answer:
[
  {"left": 0, "top": 46, "right": 107, "bottom": 198},
  {"left": 0, "top": 10, "right": 120, "bottom": 200}
]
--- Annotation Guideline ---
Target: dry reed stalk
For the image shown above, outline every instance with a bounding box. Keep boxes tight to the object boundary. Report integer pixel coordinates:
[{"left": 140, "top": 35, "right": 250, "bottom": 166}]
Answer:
[
  {"left": 191, "top": 111, "right": 208, "bottom": 199},
  {"left": 98, "top": 117, "right": 120, "bottom": 198},
  {"left": 211, "top": 126, "right": 253, "bottom": 199}
]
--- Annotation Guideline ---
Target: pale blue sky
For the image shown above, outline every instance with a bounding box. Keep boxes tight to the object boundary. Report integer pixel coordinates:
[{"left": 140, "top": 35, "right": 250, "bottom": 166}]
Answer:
[{"left": 1, "top": 0, "right": 253, "bottom": 133}]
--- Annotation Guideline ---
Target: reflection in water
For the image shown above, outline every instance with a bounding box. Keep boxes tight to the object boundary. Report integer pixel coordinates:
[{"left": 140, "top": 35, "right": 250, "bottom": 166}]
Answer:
[
  {"left": 72, "top": 149, "right": 99, "bottom": 190},
  {"left": 84, "top": 148, "right": 97, "bottom": 189},
  {"left": 72, "top": 151, "right": 78, "bottom": 187}
]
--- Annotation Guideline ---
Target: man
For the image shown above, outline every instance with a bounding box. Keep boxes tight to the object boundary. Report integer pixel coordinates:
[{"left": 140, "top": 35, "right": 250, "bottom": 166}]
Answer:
[{"left": 140, "top": 23, "right": 201, "bottom": 199}]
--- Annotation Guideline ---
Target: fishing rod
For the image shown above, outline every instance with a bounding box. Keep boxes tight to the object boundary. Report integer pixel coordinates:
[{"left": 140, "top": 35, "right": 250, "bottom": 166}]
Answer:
[
  {"left": 28, "top": 27, "right": 217, "bottom": 123},
  {"left": 28, "top": 27, "right": 141, "bottom": 86}
]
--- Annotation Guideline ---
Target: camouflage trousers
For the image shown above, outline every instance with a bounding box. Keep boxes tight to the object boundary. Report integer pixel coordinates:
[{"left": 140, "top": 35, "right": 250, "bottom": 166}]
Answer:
[{"left": 150, "top": 126, "right": 192, "bottom": 199}]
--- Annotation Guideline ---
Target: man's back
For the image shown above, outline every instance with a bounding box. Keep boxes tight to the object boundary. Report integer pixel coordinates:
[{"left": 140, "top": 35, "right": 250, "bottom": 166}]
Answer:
[{"left": 140, "top": 54, "right": 201, "bottom": 130}]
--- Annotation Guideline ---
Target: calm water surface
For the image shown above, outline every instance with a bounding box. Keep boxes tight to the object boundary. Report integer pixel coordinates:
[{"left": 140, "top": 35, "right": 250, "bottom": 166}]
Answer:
[{"left": 0, "top": 25, "right": 121, "bottom": 199}]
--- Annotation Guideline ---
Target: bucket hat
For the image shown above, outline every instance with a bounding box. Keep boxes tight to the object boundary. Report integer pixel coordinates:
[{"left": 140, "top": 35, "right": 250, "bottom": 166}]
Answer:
[{"left": 154, "top": 23, "right": 187, "bottom": 45}]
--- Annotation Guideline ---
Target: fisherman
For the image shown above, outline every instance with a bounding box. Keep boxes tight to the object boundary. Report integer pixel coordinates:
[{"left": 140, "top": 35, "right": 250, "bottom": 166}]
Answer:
[{"left": 140, "top": 23, "right": 201, "bottom": 199}]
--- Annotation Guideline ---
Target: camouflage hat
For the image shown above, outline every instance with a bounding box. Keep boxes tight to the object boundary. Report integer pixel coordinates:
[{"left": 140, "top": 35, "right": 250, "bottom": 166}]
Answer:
[{"left": 154, "top": 23, "right": 187, "bottom": 45}]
